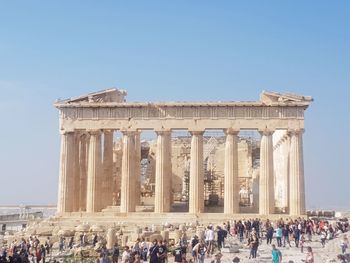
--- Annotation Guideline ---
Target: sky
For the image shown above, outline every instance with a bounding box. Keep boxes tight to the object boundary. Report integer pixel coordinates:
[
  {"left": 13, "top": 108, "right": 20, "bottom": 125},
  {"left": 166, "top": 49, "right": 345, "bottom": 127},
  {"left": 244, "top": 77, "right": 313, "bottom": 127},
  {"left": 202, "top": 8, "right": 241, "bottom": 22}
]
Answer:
[{"left": 0, "top": 1, "right": 349, "bottom": 210}]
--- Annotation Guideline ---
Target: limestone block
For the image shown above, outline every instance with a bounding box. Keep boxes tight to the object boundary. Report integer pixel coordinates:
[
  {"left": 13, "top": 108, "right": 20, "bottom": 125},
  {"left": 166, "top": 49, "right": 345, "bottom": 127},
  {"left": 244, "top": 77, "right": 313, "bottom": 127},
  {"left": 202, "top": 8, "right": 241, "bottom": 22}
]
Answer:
[
  {"left": 121, "top": 235, "right": 128, "bottom": 247},
  {"left": 90, "top": 225, "right": 105, "bottom": 232},
  {"left": 160, "top": 230, "right": 169, "bottom": 241},
  {"left": 57, "top": 229, "right": 75, "bottom": 237},
  {"left": 36, "top": 227, "right": 54, "bottom": 236},
  {"left": 149, "top": 233, "right": 163, "bottom": 242},
  {"left": 106, "top": 228, "right": 116, "bottom": 249},
  {"left": 75, "top": 224, "right": 90, "bottom": 232}
]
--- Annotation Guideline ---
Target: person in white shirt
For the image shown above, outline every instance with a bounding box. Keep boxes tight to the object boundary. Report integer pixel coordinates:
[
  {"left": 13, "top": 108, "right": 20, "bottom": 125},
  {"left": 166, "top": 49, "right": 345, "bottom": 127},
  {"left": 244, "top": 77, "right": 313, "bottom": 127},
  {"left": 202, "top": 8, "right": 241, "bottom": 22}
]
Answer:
[
  {"left": 205, "top": 225, "right": 215, "bottom": 255},
  {"left": 122, "top": 246, "right": 130, "bottom": 263}
]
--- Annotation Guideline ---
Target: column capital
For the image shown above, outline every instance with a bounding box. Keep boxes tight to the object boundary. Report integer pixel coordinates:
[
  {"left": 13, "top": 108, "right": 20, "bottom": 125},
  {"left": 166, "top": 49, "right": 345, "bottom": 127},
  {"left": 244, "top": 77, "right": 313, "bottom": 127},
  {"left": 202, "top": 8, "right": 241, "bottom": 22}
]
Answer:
[
  {"left": 87, "top": 129, "right": 102, "bottom": 136},
  {"left": 155, "top": 129, "right": 172, "bottom": 136},
  {"left": 189, "top": 130, "right": 205, "bottom": 136},
  {"left": 258, "top": 128, "right": 274, "bottom": 136},
  {"left": 102, "top": 129, "right": 115, "bottom": 134},
  {"left": 224, "top": 128, "right": 240, "bottom": 135},
  {"left": 59, "top": 129, "right": 75, "bottom": 135},
  {"left": 288, "top": 128, "right": 305, "bottom": 136},
  {"left": 121, "top": 130, "right": 138, "bottom": 136}
]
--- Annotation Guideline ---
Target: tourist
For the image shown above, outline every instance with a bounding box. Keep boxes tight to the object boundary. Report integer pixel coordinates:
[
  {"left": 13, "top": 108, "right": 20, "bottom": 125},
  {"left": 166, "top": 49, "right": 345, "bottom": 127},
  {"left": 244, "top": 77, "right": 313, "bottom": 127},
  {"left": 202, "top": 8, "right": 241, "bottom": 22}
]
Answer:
[
  {"left": 140, "top": 239, "right": 148, "bottom": 263},
  {"left": 320, "top": 229, "right": 327, "bottom": 248},
  {"left": 156, "top": 240, "right": 167, "bottom": 263},
  {"left": 236, "top": 221, "right": 245, "bottom": 243},
  {"left": 247, "top": 232, "right": 258, "bottom": 259},
  {"left": 299, "top": 232, "right": 305, "bottom": 253},
  {"left": 173, "top": 242, "right": 183, "bottom": 263},
  {"left": 68, "top": 236, "right": 74, "bottom": 249},
  {"left": 58, "top": 236, "right": 65, "bottom": 252},
  {"left": 304, "top": 246, "right": 314, "bottom": 263},
  {"left": 205, "top": 225, "right": 215, "bottom": 255},
  {"left": 191, "top": 235, "right": 199, "bottom": 263},
  {"left": 216, "top": 226, "right": 227, "bottom": 250},
  {"left": 93, "top": 234, "right": 98, "bottom": 247},
  {"left": 275, "top": 225, "right": 282, "bottom": 247},
  {"left": 340, "top": 235, "right": 349, "bottom": 254},
  {"left": 122, "top": 246, "right": 131, "bottom": 263},
  {"left": 282, "top": 225, "right": 291, "bottom": 247},
  {"left": 134, "top": 254, "right": 141, "bottom": 263},
  {"left": 112, "top": 243, "right": 120, "bottom": 263},
  {"left": 193, "top": 241, "right": 207, "bottom": 263},
  {"left": 148, "top": 240, "right": 159, "bottom": 263},
  {"left": 180, "top": 233, "right": 188, "bottom": 255},
  {"left": 271, "top": 244, "right": 282, "bottom": 263},
  {"left": 266, "top": 224, "right": 274, "bottom": 245}
]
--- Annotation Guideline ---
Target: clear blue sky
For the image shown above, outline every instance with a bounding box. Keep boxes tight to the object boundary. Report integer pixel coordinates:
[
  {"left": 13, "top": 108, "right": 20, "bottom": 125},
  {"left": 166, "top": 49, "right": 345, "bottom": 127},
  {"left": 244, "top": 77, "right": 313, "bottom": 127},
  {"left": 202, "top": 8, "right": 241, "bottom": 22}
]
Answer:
[{"left": 0, "top": 1, "right": 349, "bottom": 210}]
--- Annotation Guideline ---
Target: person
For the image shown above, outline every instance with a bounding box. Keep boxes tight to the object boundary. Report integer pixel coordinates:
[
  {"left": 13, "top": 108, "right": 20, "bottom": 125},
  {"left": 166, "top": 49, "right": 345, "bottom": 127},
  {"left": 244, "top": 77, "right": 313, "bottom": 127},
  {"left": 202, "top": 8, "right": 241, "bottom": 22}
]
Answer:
[
  {"left": 275, "top": 225, "right": 282, "bottom": 247},
  {"left": 112, "top": 243, "right": 120, "bottom": 263},
  {"left": 205, "top": 225, "right": 214, "bottom": 255},
  {"left": 247, "top": 232, "right": 258, "bottom": 259},
  {"left": 180, "top": 233, "right": 188, "bottom": 256},
  {"left": 282, "top": 225, "right": 291, "bottom": 247},
  {"left": 140, "top": 239, "right": 148, "bottom": 263},
  {"left": 299, "top": 232, "right": 305, "bottom": 253},
  {"left": 305, "top": 246, "right": 314, "bottom": 263},
  {"left": 148, "top": 240, "right": 159, "bottom": 263},
  {"left": 217, "top": 227, "right": 227, "bottom": 251},
  {"left": 320, "top": 229, "right": 327, "bottom": 248},
  {"left": 121, "top": 246, "right": 130, "bottom": 263},
  {"left": 266, "top": 224, "right": 274, "bottom": 245},
  {"left": 193, "top": 241, "right": 206, "bottom": 263},
  {"left": 156, "top": 240, "right": 167, "bottom": 263},
  {"left": 340, "top": 235, "right": 349, "bottom": 254},
  {"left": 191, "top": 236, "right": 199, "bottom": 263},
  {"left": 271, "top": 244, "right": 282, "bottom": 263},
  {"left": 173, "top": 243, "right": 182, "bottom": 263},
  {"left": 96, "top": 253, "right": 105, "bottom": 263}
]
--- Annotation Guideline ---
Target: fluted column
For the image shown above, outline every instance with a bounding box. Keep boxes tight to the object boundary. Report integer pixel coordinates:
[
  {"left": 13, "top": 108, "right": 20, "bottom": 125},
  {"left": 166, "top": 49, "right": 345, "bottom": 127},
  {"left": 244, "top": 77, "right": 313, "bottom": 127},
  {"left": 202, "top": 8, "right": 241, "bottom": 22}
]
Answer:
[
  {"left": 102, "top": 130, "right": 114, "bottom": 208},
  {"left": 120, "top": 131, "right": 136, "bottom": 213},
  {"left": 86, "top": 130, "right": 102, "bottom": 213},
  {"left": 134, "top": 131, "right": 141, "bottom": 206},
  {"left": 57, "top": 131, "right": 75, "bottom": 213},
  {"left": 289, "top": 129, "right": 306, "bottom": 216},
  {"left": 73, "top": 132, "right": 81, "bottom": 212},
  {"left": 154, "top": 130, "right": 172, "bottom": 213},
  {"left": 224, "top": 129, "right": 240, "bottom": 214},
  {"left": 259, "top": 129, "right": 275, "bottom": 215},
  {"left": 79, "top": 134, "right": 88, "bottom": 211},
  {"left": 189, "top": 130, "right": 204, "bottom": 214}
]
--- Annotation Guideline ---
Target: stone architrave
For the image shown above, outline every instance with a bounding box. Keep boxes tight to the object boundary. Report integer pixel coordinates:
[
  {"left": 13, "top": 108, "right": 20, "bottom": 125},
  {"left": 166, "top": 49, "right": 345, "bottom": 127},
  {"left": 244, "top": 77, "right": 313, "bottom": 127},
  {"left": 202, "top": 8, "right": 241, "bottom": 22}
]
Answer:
[
  {"left": 259, "top": 130, "right": 275, "bottom": 215},
  {"left": 102, "top": 130, "right": 114, "bottom": 207},
  {"left": 189, "top": 131, "right": 204, "bottom": 214},
  {"left": 289, "top": 129, "right": 306, "bottom": 216},
  {"left": 154, "top": 130, "right": 172, "bottom": 213},
  {"left": 79, "top": 134, "right": 88, "bottom": 211},
  {"left": 120, "top": 131, "right": 136, "bottom": 213},
  {"left": 86, "top": 130, "right": 102, "bottom": 212},
  {"left": 57, "top": 131, "right": 75, "bottom": 213},
  {"left": 224, "top": 129, "right": 240, "bottom": 214}
]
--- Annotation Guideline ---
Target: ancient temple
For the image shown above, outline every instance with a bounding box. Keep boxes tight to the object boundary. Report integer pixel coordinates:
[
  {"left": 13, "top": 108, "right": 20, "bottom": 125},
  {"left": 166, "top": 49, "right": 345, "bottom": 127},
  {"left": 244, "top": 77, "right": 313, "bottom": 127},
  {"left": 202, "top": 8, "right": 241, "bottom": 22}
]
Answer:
[{"left": 54, "top": 89, "right": 312, "bottom": 219}]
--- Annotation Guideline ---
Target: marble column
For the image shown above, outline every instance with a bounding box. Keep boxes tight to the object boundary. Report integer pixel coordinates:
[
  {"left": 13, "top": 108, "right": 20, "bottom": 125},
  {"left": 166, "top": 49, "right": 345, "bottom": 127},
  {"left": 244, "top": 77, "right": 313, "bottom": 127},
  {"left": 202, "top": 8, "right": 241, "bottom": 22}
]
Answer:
[
  {"left": 189, "top": 131, "right": 204, "bottom": 214},
  {"left": 154, "top": 130, "right": 172, "bottom": 213},
  {"left": 224, "top": 129, "right": 240, "bottom": 214},
  {"left": 102, "top": 130, "right": 114, "bottom": 208},
  {"left": 73, "top": 132, "right": 81, "bottom": 212},
  {"left": 259, "top": 130, "right": 275, "bottom": 215},
  {"left": 79, "top": 133, "right": 88, "bottom": 211},
  {"left": 289, "top": 129, "right": 306, "bottom": 216},
  {"left": 134, "top": 131, "right": 141, "bottom": 206},
  {"left": 57, "top": 131, "right": 75, "bottom": 213},
  {"left": 86, "top": 130, "right": 102, "bottom": 213},
  {"left": 120, "top": 131, "right": 136, "bottom": 213}
]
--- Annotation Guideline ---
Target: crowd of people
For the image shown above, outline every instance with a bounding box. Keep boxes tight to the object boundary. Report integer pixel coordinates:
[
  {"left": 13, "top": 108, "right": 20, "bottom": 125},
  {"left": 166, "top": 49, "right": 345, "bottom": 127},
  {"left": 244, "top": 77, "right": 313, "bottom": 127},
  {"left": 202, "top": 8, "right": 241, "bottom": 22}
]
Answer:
[{"left": 0, "top": 217, "right": 349, "bottom": 263}]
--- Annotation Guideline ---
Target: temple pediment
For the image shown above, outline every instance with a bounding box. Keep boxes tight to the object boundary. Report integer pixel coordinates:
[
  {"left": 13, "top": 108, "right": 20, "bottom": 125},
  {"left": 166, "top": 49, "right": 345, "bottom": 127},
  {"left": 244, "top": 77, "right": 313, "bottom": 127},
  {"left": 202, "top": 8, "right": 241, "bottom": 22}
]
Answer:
[
  {"left": 260, "top": 91, "right": 313, "bottom": 106},
  {"left": 57, "top": 88, "right": 127, "bottom": 104}
]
